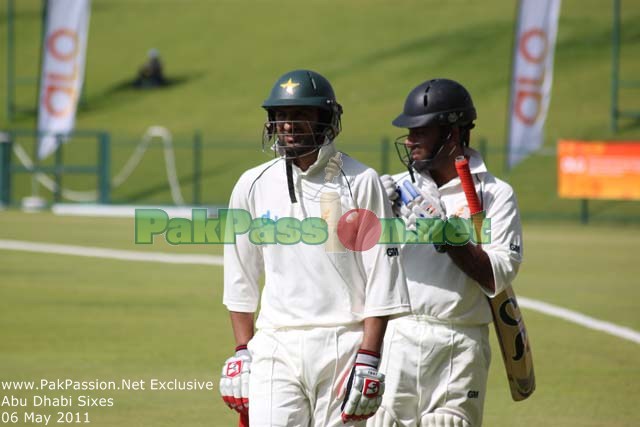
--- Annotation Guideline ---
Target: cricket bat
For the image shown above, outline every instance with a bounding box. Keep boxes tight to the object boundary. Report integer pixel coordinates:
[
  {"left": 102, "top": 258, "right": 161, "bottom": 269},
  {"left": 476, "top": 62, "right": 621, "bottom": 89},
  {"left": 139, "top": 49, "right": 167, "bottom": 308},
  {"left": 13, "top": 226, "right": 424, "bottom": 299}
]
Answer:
[
  {"left": 455, "top": 156, "right": 535, "bottom": 401},
  {"left": 239, "top": 413, "right": 249, "bottom": 427}
]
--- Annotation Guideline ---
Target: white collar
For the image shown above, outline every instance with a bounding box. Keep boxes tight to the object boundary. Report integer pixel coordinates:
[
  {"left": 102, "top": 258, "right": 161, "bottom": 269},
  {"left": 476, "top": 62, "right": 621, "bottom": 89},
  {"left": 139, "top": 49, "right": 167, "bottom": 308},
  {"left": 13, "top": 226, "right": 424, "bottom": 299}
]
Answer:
[{"left": 291, "top": 140, "right": 338, "bottom": 176}]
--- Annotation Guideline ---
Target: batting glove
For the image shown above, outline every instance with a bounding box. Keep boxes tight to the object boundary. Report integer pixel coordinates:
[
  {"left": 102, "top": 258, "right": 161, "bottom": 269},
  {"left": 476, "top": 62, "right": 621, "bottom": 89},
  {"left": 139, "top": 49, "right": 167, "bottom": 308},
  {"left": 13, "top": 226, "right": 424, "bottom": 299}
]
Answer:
[
  {"left": 397, "top": 181, "right": 447, "bottom": 252},
  {"left": 406, "top": 181, "right": 444, "bottom": 219},
  {"left": 219, "top": 345, "right": 251, "bottom": 417},
  {"left": 380, "top": 175, "right": 400, "bottom": 202},
  {"left": 341, "top": 350, "right": 385, "bottom": 423},
  {"left": 394, "top": 181, "right": 443, "bottom": 224}
]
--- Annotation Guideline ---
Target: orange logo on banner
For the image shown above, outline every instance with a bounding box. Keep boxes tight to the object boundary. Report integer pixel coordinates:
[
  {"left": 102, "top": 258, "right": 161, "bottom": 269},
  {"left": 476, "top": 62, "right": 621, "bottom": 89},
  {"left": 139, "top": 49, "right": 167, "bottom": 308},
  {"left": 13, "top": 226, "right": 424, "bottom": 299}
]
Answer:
[
  {"left": 42, "top": 28, "right": 80, "bottom": 118},
  {"left": 558, "top": 140, "right": 640, "bottom": 200},
  {"left": 514, "top": 27, "right": 549, "bottom": 126}
]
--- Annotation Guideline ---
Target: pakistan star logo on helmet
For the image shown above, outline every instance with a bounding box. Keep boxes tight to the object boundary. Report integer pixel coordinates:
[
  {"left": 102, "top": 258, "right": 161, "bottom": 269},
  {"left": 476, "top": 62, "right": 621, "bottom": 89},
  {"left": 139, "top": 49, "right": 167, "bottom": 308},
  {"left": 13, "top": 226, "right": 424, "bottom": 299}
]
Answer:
[{"left": 280, "top": 78, "right": 300, "bottom": 95}]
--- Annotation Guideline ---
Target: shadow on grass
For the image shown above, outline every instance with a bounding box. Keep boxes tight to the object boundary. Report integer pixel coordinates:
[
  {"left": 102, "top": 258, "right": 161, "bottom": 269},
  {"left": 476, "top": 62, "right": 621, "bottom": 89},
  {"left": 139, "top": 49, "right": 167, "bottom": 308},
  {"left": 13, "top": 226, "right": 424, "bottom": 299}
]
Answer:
[
  {"left": 106, "top": 73, "right": 203, "bottom": 93},
  {"left": 8, "top": 72, "right": 206, "bottom": 120},
  {"left": 78, "top": 71, "right": 206, "bottom": 113}
]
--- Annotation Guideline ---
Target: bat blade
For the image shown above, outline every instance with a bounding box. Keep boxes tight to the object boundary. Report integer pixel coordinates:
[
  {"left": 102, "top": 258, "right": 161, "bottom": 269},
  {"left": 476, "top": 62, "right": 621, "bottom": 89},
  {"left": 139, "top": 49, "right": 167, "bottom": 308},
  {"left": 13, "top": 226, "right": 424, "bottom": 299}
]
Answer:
[
  {"left": 454, "top": 156, "right": 535, "bottom": 401},
  {"left": 489, "top": 287, "right": 536, "bottom": 401}
]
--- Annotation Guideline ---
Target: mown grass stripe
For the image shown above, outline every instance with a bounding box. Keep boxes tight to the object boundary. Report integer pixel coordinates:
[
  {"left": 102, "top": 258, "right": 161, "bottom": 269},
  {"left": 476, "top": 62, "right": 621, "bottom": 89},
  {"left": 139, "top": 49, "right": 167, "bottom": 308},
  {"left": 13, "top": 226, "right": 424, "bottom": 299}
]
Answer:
[{"left": 2, "top": 239, "right": 639, "bottom": 345}]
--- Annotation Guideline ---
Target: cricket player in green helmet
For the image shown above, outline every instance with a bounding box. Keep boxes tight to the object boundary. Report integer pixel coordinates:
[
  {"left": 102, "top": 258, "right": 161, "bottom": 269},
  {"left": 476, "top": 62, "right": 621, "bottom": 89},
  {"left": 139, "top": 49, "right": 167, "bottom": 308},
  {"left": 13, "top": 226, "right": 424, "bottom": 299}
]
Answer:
[{"left": 219, "top": 70, "right": 410, "bottom": 426}]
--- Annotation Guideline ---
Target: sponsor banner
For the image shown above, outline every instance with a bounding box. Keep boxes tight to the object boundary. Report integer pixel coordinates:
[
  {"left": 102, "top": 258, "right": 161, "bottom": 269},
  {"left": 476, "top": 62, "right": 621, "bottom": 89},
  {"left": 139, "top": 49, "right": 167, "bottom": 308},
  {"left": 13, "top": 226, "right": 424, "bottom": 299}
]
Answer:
[
  {"left": 37, "top": 0, "right": 91, "bottom": 159},
  {"left": 507, "top": 0, "right": 561, "bottom": 168},
  {"left": 558, "top": 140, "right": 640, "bottom": 200}
]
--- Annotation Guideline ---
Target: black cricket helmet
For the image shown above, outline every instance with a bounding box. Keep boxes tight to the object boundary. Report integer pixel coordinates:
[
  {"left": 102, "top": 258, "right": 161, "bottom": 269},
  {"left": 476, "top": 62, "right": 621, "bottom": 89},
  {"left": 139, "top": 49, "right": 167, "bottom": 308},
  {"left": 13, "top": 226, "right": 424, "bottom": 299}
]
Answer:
[
  {"left": 392, "top": 78, "right": 476, "bottom": 129},
  {"left": 393, "top": 78, "right": 476, "bottom": 174},
  {"left": 262, "top": 70, "right": 343, "bottom": 159}
]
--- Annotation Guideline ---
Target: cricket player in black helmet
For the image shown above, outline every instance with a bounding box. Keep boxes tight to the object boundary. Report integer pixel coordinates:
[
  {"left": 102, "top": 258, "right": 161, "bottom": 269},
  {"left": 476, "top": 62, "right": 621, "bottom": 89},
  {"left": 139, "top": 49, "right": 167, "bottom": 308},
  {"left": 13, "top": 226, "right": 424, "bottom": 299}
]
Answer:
[{"left": 370, "top": 79, "right": 524, "bottom": 427}]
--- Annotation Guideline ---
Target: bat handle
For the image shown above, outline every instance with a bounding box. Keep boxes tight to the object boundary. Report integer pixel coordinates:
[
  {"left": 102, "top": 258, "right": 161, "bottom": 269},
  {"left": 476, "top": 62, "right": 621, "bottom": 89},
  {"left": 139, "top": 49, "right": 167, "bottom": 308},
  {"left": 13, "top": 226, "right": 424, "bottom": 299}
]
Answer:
[
  {"left": 454, "top": 156, "right": 484, "bottom": 241},
  {"left": 454, "top": 156, "right": 482, "bottom": 215}
]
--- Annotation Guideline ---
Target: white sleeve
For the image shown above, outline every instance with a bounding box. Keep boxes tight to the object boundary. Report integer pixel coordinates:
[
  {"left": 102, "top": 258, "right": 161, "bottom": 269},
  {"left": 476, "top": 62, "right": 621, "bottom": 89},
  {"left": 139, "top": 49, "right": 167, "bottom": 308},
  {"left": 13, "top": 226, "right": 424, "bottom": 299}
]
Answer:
[
  {"left": 223, "top": 176, "right": 263, "bottom": 313},
  {"left": 357, "top": 169, "right": 411, "bottom": 318},
  {"left": 483, "top": 182, "right": 523, "bottom": 297}
]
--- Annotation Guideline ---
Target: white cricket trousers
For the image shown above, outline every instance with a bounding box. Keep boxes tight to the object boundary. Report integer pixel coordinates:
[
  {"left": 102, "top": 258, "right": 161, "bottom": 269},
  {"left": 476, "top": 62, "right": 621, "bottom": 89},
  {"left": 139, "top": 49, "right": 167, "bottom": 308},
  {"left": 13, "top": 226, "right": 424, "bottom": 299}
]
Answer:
[
  {"left": 369, "top": 317, "right": 491, "bottom": 427},
  {"left": 247, "top": 324, "right": 367, "bottom": 427}
]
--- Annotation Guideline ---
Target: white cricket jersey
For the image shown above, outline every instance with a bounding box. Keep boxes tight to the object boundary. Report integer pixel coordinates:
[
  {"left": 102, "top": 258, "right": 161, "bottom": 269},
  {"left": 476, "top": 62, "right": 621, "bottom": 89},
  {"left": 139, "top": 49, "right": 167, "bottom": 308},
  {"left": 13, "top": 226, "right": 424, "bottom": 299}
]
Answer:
[
  {"left": 392, "top": 148, "right": 523, "bottom": 325},
  {"left": 223, "top": 142, "right": 410, "bottom": 329}
]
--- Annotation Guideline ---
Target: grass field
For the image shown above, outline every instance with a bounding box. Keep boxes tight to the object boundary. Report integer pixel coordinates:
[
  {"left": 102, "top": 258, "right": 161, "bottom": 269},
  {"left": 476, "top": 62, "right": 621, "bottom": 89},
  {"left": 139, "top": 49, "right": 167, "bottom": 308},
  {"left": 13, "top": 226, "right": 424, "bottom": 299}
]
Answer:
[
  {"left": 1, "top": 1, "right": 640, "bottom": 425},
  {"left": 1, "top": 0, "right": 640, "bottom": 221},
  {"left": 1, "top": 211, "right": 639, "bottom": 426}
]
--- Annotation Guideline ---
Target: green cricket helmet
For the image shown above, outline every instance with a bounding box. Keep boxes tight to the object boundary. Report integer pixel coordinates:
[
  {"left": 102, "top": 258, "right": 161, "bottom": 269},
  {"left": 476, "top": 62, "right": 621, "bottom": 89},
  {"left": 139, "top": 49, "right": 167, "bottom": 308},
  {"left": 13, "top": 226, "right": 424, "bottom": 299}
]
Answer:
[{"left": 262, "top": 70, "right": 343, "bottom": 159}]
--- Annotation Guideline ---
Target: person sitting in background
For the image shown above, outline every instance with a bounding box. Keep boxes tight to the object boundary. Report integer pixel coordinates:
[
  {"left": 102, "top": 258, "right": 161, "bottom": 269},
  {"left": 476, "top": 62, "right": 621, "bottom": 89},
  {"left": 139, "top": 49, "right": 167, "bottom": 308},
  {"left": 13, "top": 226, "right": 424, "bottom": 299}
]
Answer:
[{"left": 134, "top": 48, "right": 166, "bottom": 88}]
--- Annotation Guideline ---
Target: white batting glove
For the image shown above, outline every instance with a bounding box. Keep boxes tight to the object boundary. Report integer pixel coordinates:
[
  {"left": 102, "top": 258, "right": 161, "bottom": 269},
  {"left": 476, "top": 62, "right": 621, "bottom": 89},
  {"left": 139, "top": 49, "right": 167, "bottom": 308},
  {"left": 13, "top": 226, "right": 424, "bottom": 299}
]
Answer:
[
  {"left": 219, "top": 345, "right": 251, "bottom": 417},
  {"left": 408, "top": 182, "right": 445, "bottom": 220},
  {"left": 380, "top": 174, "right": 399, "bottom": 202},
  {"left": 380, "top": 174, "right": 404, "bottom": 220},
  {"left": 396, "top": 181, "right": 446, "bottom": 252},
  {"left": 341, "top": 350, "right": 385, "bottom": 423},
  {"left": 394, "top": 181, "right": 443, "bottom": 224}
]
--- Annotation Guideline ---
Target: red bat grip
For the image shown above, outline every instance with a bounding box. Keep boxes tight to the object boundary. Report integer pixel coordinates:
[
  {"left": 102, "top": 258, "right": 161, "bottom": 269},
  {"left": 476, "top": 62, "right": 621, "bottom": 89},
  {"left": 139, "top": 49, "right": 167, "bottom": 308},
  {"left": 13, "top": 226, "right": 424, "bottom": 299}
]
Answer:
[
  {"left": 455, "top": 156, "right": 482, "bottom": 215},
  {"left": 239, "top": 413, "right": 249, "bottom": 427},
  {"left": 455, "top": 156, "right": 484, "bottom": 242}
]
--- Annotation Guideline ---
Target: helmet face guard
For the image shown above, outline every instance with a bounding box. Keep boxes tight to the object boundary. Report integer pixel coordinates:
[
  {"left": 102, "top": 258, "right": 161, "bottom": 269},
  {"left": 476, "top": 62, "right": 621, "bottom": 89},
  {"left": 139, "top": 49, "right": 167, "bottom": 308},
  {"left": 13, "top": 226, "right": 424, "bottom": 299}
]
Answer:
[
  {"left": 394, "top": 127, "right": 455, "bottom": 174},
  {"left": 262, "top": 119, "right": 335, "bottom": 160},
  {"left": 394, "top": 134, "right": 414, "bottom": 170}
]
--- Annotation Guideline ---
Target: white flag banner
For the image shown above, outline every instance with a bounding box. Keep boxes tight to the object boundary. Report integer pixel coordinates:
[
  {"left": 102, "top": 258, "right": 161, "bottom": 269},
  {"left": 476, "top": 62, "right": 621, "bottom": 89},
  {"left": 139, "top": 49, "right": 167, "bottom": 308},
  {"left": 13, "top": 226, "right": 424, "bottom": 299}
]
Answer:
[
  {"left": 37, "top": 0, "right": 91, "bottom": 159},
  {"left": 507, "top": 0, "right": 561, "bottom": 169}
]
